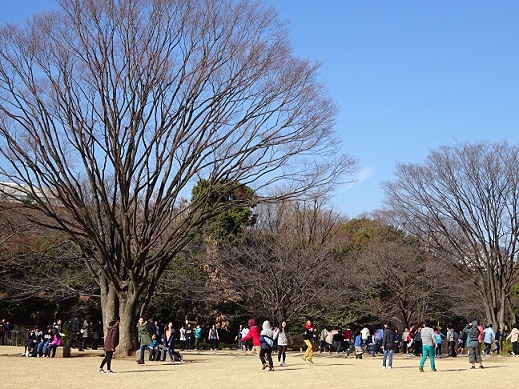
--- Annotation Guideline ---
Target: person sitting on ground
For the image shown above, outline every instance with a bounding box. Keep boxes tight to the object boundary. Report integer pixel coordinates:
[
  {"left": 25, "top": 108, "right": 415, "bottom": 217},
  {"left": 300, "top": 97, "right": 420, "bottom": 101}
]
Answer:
[
  {"left": 24, "top": 327, "right": 36, "bottom": 357},
  {"left": 36, "top": 326, "right": 53, "bottom": 357},
  {"left": 31, "top": 326, "right": 44, "bottom": 357},
  {"left": 147, "top": 334, "right": 160, "bottom": 361}
]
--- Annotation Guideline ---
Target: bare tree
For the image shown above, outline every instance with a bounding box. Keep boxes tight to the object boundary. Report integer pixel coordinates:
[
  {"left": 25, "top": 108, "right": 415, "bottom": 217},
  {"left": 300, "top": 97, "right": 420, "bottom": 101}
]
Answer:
[
  {"left": 354, "top": 239, "right": 460, "bottom": 328},
  {"left": 383, "top": 142, "right": 519, "bottom": 329},
  {"left": 0, "top": 0, "right": 356, "bottom": 353},
  {"left": 215, "top": 199, "right": 352, "bottom": 324}
]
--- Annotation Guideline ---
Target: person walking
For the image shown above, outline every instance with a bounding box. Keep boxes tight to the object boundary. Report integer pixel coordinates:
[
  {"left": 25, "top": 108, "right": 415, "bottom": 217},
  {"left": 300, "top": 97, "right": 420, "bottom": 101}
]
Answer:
[
  {"left": 273, "top": 321, "right": 288, "bottom": 366},
  {"left": 360, "top": 326, "right": 370, "bottom": 349},
  {"left": 382, "top": 321, "right": 396, "bottom": 369},
  {"left": 418, "top": 321, "right": 437, "bottom": 372},
  {"left": 259, "top": 321, "right": 275, "bottom": 371},
  {"left": 354, "top": 330, "right": 364, "bottom": 359},
  {"left": 241, "top": 319, "right": 261, "bottom": 355},
  {"left": 302, "top": 320, "right": 316, "bottom": 363},
  {"left": 66, "top": 314, "right": 82, "bottom": 351},
  {"left": 163, "top": 322, "right": 184, "bottom": 363},
  {"left": 98, "top": 317, "right": 119, "bottom": 374},
  {"left": 506, "top": 323, "right": 519, "bottom": 357},
  {"left": 464, "top": 320, "right": 484, "bottom": 369},
  {"left": 483, "top": 324, "right": 495, "bottom": 356},
  {"left": 319, "top": 326, "right": 329, "bottom": 353},
  {"left": 493, "top": 327, "right": 502, "bottom": 355}
]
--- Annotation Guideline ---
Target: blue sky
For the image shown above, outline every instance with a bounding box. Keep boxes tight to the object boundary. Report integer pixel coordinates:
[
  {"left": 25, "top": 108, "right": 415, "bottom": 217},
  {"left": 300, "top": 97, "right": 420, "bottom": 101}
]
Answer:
[{"left": 2, "top": 1, "right": 519, "bottom": 217}]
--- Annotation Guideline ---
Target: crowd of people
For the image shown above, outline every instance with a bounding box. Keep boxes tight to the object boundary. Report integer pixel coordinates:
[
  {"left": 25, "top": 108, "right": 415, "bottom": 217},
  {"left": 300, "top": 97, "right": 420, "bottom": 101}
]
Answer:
[
  {"left": 230, "top": 317, "right": 519, "bottom": 372},
  {"left": 19, "top": 315, "right": 103, "bottom": 358},
  {"left": 295, "top": 319, "right": 519, "bottom": 371},
  {"left": 4, "top": 313, "right": 519, "bottom": 374},
  {"left": 134, "top": 317, "right": 229, "bottom": 365}
]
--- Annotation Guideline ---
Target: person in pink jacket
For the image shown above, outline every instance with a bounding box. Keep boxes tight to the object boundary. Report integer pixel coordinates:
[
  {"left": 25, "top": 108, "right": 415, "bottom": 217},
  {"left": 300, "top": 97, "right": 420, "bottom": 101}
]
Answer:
[
  {"left": 45, "top": 329, "right": 62, "bottom": 358},
  {"left": 241, "top": 319, "right": 261, "bottom": 355}
]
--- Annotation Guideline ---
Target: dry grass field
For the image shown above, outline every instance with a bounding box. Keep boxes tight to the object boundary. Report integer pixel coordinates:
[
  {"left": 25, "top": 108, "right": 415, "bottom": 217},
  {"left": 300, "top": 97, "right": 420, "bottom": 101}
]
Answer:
[{"left": 1, "top": 345, "right": 518, "bottom": 389}]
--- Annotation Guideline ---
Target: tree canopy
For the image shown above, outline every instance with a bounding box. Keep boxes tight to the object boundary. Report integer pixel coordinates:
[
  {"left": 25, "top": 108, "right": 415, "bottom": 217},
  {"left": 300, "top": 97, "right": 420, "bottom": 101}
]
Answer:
[
  {"left": 384, "top": 141, "right": 519, "bottom": 328},
  {"left": 0, "top": 0, "right": 355, "bottom": 354}
]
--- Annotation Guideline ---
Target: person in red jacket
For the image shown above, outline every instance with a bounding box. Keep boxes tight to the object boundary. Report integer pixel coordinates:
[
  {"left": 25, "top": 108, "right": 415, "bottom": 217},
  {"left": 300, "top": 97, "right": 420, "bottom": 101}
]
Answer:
[{"left": 241, "top": 319, "right": 261, "bottom": 355}]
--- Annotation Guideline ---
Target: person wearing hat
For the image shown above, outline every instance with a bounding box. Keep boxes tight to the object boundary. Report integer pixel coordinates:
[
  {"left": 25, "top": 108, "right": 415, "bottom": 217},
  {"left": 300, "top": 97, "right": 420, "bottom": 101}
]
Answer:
[
  {"left": 241, "top": 319, "right": 261, "bottom": 355},
  {"left": 463, "top": 320, "right": 484, "bottom": 369},
  {"left": 302, "top": 320, "right": 316, "bottom": 363},
  {"left": 259, "top": 321, "right": 275, "bottom": 371}
]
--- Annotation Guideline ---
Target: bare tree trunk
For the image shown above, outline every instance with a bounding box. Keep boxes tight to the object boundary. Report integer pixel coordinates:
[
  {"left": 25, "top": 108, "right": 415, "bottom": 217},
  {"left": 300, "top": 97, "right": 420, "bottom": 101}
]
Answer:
[
  {"left": 99, "top": 276, "right": 118, "bottom": 338},
  {"left": 117, "top": 290, "right": 138, "bottom": 357}
]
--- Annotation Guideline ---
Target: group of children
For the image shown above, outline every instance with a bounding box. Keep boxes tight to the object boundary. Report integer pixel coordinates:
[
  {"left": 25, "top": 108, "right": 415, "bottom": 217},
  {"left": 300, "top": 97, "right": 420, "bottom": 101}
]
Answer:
[{"left": 23, "top": 325, "right": 63, "bottom": 358}]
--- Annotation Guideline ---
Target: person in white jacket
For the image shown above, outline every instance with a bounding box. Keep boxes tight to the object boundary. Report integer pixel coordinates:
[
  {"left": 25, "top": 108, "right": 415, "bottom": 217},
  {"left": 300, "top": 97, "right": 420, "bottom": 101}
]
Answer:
[
  {"left": 273, "top": 321, "right": 288, "bottom": 366},
  {"left": 506, "top": 323, "right": 519, "bottom": 357}
]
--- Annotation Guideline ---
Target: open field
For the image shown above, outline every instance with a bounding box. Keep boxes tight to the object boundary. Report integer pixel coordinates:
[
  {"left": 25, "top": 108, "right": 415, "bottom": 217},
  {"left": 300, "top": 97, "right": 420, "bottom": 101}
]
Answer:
[{"left": 1, "top": 345, "right": 518, "bottom": 389}]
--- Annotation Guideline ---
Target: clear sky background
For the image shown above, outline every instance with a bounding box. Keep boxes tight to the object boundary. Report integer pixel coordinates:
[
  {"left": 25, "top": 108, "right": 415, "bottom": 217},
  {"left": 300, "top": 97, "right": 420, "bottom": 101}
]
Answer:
[{"left": 2, "top": 1, "right": 519, "bottom": 218}]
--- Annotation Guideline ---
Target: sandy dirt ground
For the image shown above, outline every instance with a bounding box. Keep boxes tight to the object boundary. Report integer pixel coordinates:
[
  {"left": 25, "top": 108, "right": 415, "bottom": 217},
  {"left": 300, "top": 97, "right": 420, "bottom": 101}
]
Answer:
[{"left": 1, "top": 345, "right": 518, "bottom": 389}]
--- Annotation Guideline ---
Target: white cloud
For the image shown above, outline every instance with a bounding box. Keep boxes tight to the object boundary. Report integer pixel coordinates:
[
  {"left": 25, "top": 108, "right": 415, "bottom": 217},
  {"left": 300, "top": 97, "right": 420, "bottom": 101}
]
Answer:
[{"left": 343, "top": 165, "right": 374, "bottom": 190}]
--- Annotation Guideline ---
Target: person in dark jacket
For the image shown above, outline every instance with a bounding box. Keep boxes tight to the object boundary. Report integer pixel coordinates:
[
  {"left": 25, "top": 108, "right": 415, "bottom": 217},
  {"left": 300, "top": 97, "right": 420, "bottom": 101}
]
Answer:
[
  {"left": 382, "top": 321, "right": 396, "bottom": 369},
  {"left": 98, "top": 317, "right": 120, "bottom": 374},
  {"left": 302, "top": 320, "right": 316, "bottom": 363},
  {"left": 464, "top": 320, "right": 484, "bottom": 369},
  {"left": 413, "top": 326, "right": 422, "bottom": 356},
  {"left": 163, "top": 322, "right": 183, "bottom": 363},
  {"left": 259, "top": 321, "right": 275, "bottom": 371},
  {"left": 66, "top": 314, "right": 83, "bottom": 351}
]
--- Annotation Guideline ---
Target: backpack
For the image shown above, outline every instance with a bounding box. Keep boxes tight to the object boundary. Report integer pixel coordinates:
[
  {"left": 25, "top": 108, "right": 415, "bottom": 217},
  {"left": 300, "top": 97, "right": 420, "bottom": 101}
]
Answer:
[{"left": 460, "top": 331, "right": 468, "bottom": 343}]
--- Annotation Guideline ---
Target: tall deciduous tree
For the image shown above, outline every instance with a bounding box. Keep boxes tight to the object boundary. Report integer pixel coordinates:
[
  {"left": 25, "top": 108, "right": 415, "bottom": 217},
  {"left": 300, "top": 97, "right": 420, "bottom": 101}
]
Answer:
[
  {"left": 383, "top": 142, "right": 519, "bottom": 329},
  {"left": 0, "top": 0, "right": 356, "bottom": 354},
  {"left": 215, "top": 199, "right": 351, "bottom": 324}
]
